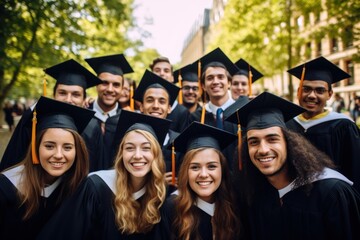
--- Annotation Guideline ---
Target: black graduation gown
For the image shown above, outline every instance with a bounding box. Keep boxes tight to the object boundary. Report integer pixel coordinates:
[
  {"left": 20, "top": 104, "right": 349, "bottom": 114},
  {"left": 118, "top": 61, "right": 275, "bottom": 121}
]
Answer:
[
  {"left": 167, "top": 103, "right": 190, "bottom": 132},
  {"left": 247, "top": 179, "right": 360, "bottom": 240},
  {"left": 189, "top": 108, "right": 238, "bottom": 170},
  {"left": 287, "top": 117, "right": 360, "bottom": 193},
  {"left": 0, "top": 108, "right": 32, "bottom": 171},
  {"left": 155, "top": 196, "right": 213, "bottom": 240},
  {"left": 0, "top": 171, "right": 64, "bottom": 240},
  {"left": 37, "top": 172, "right": 156, "bottom": 240}
]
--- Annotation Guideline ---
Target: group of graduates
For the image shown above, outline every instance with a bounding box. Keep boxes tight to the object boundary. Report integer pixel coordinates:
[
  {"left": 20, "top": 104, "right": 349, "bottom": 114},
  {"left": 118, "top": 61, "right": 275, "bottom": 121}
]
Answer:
[{"left": 1, "top": 47, "right": 360, "bottom": 240}]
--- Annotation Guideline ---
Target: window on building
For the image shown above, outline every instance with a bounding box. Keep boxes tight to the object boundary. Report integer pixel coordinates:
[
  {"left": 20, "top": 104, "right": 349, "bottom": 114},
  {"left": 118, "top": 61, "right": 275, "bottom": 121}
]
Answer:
[
  {"left": 305, "top": 42, "right": 311, "bottom": 59},
  {"left": 316, "top": 41, "right": 322, "bottom": 56},
  {"left": 346, "top": 60, "right": 354, "bottom": 85},
  {"left": 343, "top": 26, "right": 354, "bottom": 48},
  {"left": 330, "top": 38, "right": 339, "bottom": 53}
]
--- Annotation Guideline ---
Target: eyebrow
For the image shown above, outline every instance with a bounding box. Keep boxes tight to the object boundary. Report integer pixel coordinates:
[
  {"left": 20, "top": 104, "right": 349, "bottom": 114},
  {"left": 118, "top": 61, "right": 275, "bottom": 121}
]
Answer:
[{"left": 247, "top": 133, "right": 281, "bottom": 140}]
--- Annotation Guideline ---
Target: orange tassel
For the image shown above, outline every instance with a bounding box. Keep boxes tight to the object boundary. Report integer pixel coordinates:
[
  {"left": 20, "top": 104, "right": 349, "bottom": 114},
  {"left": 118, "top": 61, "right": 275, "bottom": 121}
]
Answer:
[
  {"left": 171, "top": 144, "right": 176, "bottom": 185},
  {"left": 178, "top": 73, "right": 183, "bottom": 104},
  {"left": 130, "top": 84, "right": 134, "bottom": 111},
  {"left": 236, "top": 112, "right": 242, "bottom": 170},
  {"left": 31, "top": 110, "right": 40, "bottom": 164},
  {"left": 297, "top": 65, "right": 306, "bottom": 99},
  {"left": 248, "top": 67, "right": 253, "bottom": 97},
  {"left": 43, "top": 77, "right": 47, "bottom": 97},
  {"left": 198, "top": 61, "right": 202, "bottom": 96}
]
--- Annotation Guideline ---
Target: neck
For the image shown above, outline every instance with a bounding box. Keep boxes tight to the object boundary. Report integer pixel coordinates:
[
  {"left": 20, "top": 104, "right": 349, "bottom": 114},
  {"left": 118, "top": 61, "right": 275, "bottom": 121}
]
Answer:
[
  {"left": 210, "top": 94, "right": 229, "bottom": 107},
  {"left": 183, "top": 101, "right": 198, "bottom": 113},
  {"left": 266, "top": 167, "right": 292, "bottom": 190},
  {"left": 97, "top": 99, "right": 116, "bottom": 113},
  {"left": 131, "top": 176, "right": 146, "bottom": 192}
]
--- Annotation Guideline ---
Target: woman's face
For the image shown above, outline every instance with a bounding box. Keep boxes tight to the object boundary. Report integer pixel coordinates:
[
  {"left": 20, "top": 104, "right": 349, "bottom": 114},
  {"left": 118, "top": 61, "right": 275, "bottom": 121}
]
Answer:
[
  {"left": 119, "top": 79, "right": 130, "bottom": 104},
  {"left": 39, "top": 128, "right": 76, "bottom": 184},
  {"left": 122, "top": 131, "right": 154, "bottom": 182},
  {"left": 188, "top": 148, "right": 222, "bottom": 203}
]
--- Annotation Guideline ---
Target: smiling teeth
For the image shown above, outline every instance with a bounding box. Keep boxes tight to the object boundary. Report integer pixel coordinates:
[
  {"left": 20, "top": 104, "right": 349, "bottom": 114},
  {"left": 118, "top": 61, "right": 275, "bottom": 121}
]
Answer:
[
  {"left": 51, "top": 162, "right": 64, "bottom": 166},
  {"left": 258, "top": 157, "right": 273, "bottom": 162},
  {"left": 132, "top": 163, "right": 146, "bottom": 167},
  {"left": 198, "top": 181, "right": 211, "bottom": 186}
]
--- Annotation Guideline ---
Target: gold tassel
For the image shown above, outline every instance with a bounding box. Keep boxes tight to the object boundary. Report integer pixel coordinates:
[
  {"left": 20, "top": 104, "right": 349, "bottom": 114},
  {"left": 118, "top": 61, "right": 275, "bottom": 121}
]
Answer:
[
  {"left": 171, "top": 144, "right": 176, "bottom": 185},
  {"left": 130, "top": 83, "right": 134, "bottom": 111},
  {"left": 43, "top": 77, "right": 47, "bottom": 97},
  {"left": 248, "top": 66, "right": 253, "bottom": 97},
  {"left": 297, "top": 65, "right": 306, "bottom": 99},
  {"left": 178, "top": 72, "right": 183, "bottom": 104},
  {"left": 236, "top": 112, "right": 242, "bottom": 170},
  {"left": 31, "top": 110, "right": 40, "bottom": 164}
]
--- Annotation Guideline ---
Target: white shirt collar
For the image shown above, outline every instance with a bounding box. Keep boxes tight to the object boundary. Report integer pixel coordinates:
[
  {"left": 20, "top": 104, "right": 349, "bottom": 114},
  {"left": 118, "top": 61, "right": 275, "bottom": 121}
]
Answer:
[
  {"left": 93, "top": 100, "right": 118, "bottom": 122},
  {"left": 195, "top": 197, "right": 215, "bottom": 216},
  {"left": 207, "top": 98, "right": 235, "bottom": 116},
  {"left": 170, "top": 100, "right": 178, "bottom": 112}
]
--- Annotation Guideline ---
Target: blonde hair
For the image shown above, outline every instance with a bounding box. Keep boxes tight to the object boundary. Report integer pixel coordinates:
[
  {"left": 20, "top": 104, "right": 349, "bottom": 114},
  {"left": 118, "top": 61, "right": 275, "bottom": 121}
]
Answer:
[
  {"left": 18, "top": 128, "right": 89, "bottom": 220},
  {"left": 113, "top": 129, "right": 166, "bottom": 234}
]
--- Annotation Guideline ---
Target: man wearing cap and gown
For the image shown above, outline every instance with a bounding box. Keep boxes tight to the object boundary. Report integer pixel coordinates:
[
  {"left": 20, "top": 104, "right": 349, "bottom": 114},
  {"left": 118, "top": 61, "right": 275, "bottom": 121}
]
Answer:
[
  {"left": 286, "top": 56, "right": 360, "bottom": 193},
  {"left": 226, "top": 91, "right": 360, "bottom": 239},
  {"left": 189, "top": 48, "right": 243, "bottom": 170},
  {"left": 37, "top": 110, "right": 171, "bottom": 240},
  {"left": 149, "top": 56, "right": 190, "bottom": 133},
  {"left": 173, "top": 64, "right": 202, "bottom": 113},
  {"left": 231, "top": 58, "right": 263, "bottom": 100},
  {"left": 0, "top": 59, "right": 103, "bottom": 172}
]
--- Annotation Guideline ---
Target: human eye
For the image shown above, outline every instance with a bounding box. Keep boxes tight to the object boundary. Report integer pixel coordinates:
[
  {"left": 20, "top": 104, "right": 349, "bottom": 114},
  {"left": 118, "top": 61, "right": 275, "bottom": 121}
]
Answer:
[
  {"left": 124, "top": 145, "right": 135, "bottom": 151},
  {"left": 315, "top": 87, "right": 327, "bottom": 94},
  {"left": 247, "top": 138, "right": 258, "bottom": 146},
  {"left": 64, "top": 144, "right": 74, "bottom": 151},
  {"left": 113, "top": 82, "right": 121, "bottom": 88},
  {"left": 142, "top": 144, "right": 151, "bottom": 151},
  {"left": 302, "top": 86, "right": 311, "bottom": 93},
  {"left": 208, "top": 164, "right": 218, "bottom": 170},
  {"left": 189, "top": 164, "right": 200, "bottom": 171},
  {"left": 44, "top": 143, "right": 55, "bottom": 150}
]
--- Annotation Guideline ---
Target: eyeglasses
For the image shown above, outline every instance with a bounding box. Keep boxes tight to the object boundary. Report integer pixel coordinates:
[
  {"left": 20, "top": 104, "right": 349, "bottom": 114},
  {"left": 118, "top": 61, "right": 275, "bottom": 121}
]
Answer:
[
  {"left": 302, "top": 86, "right": 329, "bottom": 95},
  {"left": 182, "top": 86, "right": 199, "bottom": 91}
]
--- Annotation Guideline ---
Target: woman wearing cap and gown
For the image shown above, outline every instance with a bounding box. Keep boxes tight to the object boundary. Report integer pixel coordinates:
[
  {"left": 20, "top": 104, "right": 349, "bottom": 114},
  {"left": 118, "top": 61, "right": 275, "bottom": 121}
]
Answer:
[
  {"left": 155, "top": 122, "right": 242, "bottom": 240},
  {"left": 38, "top": 110, "right": 170, "bottom": 240},
  {"left": 0, "top": 97, "right": 93, "bottom": 239}
]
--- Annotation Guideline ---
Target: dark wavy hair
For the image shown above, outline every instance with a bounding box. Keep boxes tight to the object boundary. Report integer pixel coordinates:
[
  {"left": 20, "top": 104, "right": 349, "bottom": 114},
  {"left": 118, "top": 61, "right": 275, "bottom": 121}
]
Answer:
[{"left": 238, "top": 128, "right": 335, "bottom": 205}]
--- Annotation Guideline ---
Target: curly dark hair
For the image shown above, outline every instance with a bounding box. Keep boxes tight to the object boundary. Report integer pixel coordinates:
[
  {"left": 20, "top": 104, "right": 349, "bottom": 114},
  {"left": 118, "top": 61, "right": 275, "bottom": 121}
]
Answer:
[{"left": 236, "top": 128, "right": 335, "bottom": 205}]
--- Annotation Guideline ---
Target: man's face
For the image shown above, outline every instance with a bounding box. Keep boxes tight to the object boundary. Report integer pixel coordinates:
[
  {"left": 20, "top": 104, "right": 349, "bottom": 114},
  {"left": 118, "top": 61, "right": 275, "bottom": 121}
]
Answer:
[
  {"left": 298, "top": 80, "right": 332, "bottom": 119},
  {"left": 152, "top": 61, "right": 173, "bottom": 82},
  {"left": 231, "top": 75, "right": 249, "bottom": 99},
  {"left": 140, "top": 88, "right": 171, "bottom": 119},
  {"left": 96, "top": 72, "right": 123, "bottom": 110},
  {"left": 54, "top": 84, "right": 85, "bottom": 107},
  {"left": 247, "top": 126, "right": 288, "bottom": 179},
  {"left": 182, "top": 81, "right": 200, "bottom": 106},
  {"left": 202, "top": 67, "right": 230, "bottom": 101}
]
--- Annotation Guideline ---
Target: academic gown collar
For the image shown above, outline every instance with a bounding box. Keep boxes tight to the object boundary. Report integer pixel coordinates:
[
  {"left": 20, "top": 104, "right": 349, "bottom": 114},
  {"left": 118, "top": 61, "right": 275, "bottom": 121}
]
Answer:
[
  {"left": 2, "top": 165, "right": 63, "bottom": 198},
  {"left": 89, "top": 169, "right": 146, "bottom": 200},
  {"left": 278, "top": 167, "right": 353, "bottom": 198},
  {"left": 294, "top": 110, "right": 353, "bottom": 130},
  {"left": 170, "top": 190, "right": 215, "bottom": 216}
]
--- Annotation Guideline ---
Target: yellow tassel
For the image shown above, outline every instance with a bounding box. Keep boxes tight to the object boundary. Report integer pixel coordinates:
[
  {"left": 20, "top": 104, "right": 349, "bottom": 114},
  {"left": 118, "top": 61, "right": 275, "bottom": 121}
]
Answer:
[
  {"left": 198, "top": 61, "right": 202, "bottom": 96},
  {"left": 130, "top": 84, "right": 134, "bottom": 111},
  {"left": 31, "top": 110, "right": 40, "bottom": 164},
  {"left": 178, "top": 73, "right": 183, "bottom": 104},
  {"left": 248, "top": 67, "right": 253, "bottom": 97},
  {"left": 297, "top": 65, "right": 306, "bottom": 99},
  {"left": 236, "top": 112, "right": 242, "bottom": 170},
  {"left": 43, "top": 77, "right": 47, "bottom": 97},
  {"left": 171, "top": 144, "right": 175, "bottom": 185}
]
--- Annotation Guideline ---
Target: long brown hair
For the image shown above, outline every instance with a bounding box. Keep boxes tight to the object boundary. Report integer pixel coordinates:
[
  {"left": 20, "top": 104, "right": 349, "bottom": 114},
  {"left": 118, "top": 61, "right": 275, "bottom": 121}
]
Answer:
[
  {"left": 113, "top": 129, "right": 166, "bottom": 234},
  {"left": 19, "top": 128, "right": 89, "bottom": 220},
  {"left": 174, "top": 147, "right": 240, "bottom": 240}
]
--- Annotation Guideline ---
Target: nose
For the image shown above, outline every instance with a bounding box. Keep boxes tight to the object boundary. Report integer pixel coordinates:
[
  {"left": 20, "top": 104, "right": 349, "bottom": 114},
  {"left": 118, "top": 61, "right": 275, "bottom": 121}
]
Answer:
[
  {"left": 153, "top": 100, "right": 160, "bottom": 108},
  {"left": 199, "top": 166, "right": 209, "bottom": 178},
  {"left": 257, "top": 140, "right": 270, "bottom": 155},
  {"left": 53, "top": 147, "right": 64, "bottom": 159},
  {"left": 134, "top": 147, "right": 142, "bottom": 159},
  {"left": 107, "top": 83, "right": 114, "bottom": 92},
  {"left": 65, "top": 93, "right": 72, "bottom": 104},
  {"left": 307, "top": 89, "right": 317, "bottom": 98}
]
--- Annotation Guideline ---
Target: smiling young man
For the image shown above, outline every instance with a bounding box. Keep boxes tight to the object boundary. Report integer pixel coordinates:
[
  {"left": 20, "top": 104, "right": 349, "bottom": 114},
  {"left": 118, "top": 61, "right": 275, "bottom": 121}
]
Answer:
[
  {"left": 226, "top": 91, "right": 360, "bottom": 240},
  {"left": 286, "top": 56, "right": 360, "bottom": 193}
]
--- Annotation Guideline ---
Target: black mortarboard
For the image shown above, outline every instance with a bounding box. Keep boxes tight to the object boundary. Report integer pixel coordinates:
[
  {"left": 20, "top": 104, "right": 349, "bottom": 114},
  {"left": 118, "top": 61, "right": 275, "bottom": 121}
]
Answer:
[
  {"left": 30, "top": 96, "right": 95, "bottom": 164},
  {"left": 85, "top": 53, "right": 134, "bottom": 76},
  {"left": 196, "top": 47, "right": 239, "bottom": 76},
  {"left": 171, "top": 121, "right": 237, "bottom": 153},
  {"left": 133, "top": 70, "right": 180, "bottom": 106},
  {"left": 287, "top": 56, "right": 350, "bottom": 85},
  {"left": 44, "top": 59, "right": 102, "bottom": 89},
  {"left": 223, "top": 96, "right": 251, "bottom": 120},
  {"left": 173, "top": 64, "right": 198, "bottom": 83},
  {"left": 113, "top": 110, "right": 172, "bottom": 147},
  {"left": 234, "top": 58, "right": 263, "bottom": 82},
  {"left": 225, "top": 91, "right": 305, "bottom": 131}
]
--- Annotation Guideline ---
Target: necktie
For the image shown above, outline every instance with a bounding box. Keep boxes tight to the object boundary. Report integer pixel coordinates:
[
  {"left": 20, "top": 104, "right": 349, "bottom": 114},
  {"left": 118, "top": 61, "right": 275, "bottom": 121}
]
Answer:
[{"left": 216, "top": 108, "right": 223, "bottom": 129}]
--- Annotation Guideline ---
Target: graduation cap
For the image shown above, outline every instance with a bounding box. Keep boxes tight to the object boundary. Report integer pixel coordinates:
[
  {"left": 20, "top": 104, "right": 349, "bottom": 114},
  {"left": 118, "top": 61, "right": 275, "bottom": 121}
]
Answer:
[
  {"left": 133, "top": 70, "right": 180, "bottom": 106},
  {"left": 112, "top": 109, "right": 172, "bottom": 150},
  {"left": 85, "top": 53, "right": 134, "bottom": 76},
  {"left": 169, "top": 121, "right": 237, "bottom": 184},
  {"left": 234, "top": 58, "right": 263, "bottom": 96},
  {"left": 287, "top": 56, "right": 350, "bottom": 97},
  {"left": 225, "top": 91, "right": 305, "bottom": 131},
  {"left": 44, "top": 59, "right": 103, "bottom": 89},
  {"left": 31, "top": 96, "right": 95, "bottom": 164},
  {"left": 173, "top": 64, "right": 198, "bottom": 104}
]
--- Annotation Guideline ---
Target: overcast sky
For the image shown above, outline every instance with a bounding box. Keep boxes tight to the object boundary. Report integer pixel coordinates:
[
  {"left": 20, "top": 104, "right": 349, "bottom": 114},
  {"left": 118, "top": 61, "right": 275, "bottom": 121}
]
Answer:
[{"left": 132, "top": 0, "right": 212, "bottom": 64}]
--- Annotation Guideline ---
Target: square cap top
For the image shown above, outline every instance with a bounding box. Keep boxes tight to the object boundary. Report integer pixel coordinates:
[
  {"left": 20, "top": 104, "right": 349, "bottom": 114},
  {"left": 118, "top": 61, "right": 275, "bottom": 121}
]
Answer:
[
  {"left": 33, "top": 96, "right": 95, "bottom": 134},
  {"left": 114, "top": 109, "right": 172, "bottom": 147},
  {"left": 225, "top": 91, "right": 305, "bottom": 131},
  {"left": 133, "top": 70, "right": 180, "bottom": 106},
  {"left": 44, "top": 59, "right": 102, "bottom": 89},
  {"left": 85, "top": 53, "right": 134, "bottom": 76},
  {"left": 173, "top": 63, "right": 198, "bottom": 83},
  {"left": 194, "top": 47, "right": 239, "bottom": 76},
  {"left": 170, "top": 121, "right": 237, "bottom": 153},
  {"left": 287, "top": 56, "right": 350, "bottom": 85},
  {"left": 234, "top": 58, "right": 263, "bottom": 82}
]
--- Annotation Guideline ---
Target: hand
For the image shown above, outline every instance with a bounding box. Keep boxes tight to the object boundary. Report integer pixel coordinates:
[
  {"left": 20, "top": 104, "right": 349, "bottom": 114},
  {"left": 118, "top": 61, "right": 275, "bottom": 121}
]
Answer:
[
  {"left": 83, "top": 97, "right": 95, "bottom": 108},
  {"left": 165, "top": 172, "right": 178, "bottom": 187}
]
